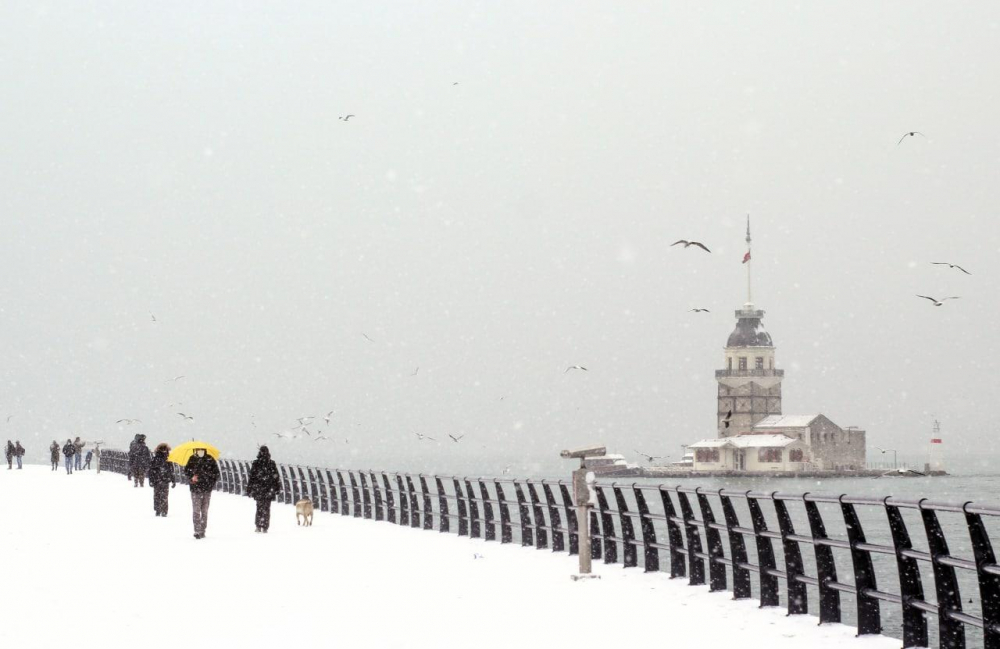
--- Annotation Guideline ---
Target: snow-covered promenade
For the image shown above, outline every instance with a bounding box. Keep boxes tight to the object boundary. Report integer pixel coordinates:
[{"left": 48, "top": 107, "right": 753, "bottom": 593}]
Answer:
[{"left": 0, "top": 466, "right": 898, "bottom": 649}]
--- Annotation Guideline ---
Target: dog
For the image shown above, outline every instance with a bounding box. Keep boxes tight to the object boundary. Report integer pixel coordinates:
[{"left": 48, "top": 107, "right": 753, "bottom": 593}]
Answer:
[{"left": 295, "top": 498, "right": 314, "bottom": 526}]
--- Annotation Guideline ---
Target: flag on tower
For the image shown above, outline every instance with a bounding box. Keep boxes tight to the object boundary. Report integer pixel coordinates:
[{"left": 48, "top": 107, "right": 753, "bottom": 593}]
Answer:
[{"left": 742, "top": 251, "right": 751, "bottom": 264}]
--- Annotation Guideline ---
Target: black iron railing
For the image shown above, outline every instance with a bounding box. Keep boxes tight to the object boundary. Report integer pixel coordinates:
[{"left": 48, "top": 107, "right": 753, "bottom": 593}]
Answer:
[{"left": 99, "top": 450, "right": 1000, "bottom": 649}]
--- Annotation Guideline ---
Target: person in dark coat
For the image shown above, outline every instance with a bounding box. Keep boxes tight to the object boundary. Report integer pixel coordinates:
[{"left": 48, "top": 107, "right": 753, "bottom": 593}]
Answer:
[
  {"left": 50, "top": 441, "right": 60, "bottom": 471},
  {"left": 84, "top": 450, "right": 93, "bottom": 470},
  {"left": 62, "top": 438, "right": 76, "bottom": 474},
  {"left": 184, "top": 448, "right": 220, "bottom": 539},
  {"left": 14, "top": 441, "right": 24, "bottom": 469},
  {"left": 5, "top": 440, "right": 13, "bottom": 470},
  {"left": 73, "top": 437, "right": 85, "bottom": 471},
  {"left": 246, "top": 446, "right": 282, "bottom": 533},
  {"left": 127, "top": 434, "right": 151, "bottom": 487},
  {"left": 148, "top": 443, "right": 176, "bottom": 516}
]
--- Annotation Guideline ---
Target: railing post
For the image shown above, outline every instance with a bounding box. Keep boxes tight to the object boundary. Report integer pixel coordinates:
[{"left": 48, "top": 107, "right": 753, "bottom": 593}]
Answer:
[
  {"left": 405, "top": 475, "right": 421, "bottom": 528},
  {"left": 920, "top": 501, "right": 965, "bottom": 649},
  {"left": 633, "top": 487, "right": 659, "bottom": 573},
  {"left": 280, "top": 465, "right": 293, "bottom": 504},
  {"left": 382, "top": 473, "right": 395, "bottom": 524},
  {"left": 337, "top": 471, "right": 350, "bottom": 515},
  {"left": 371, "top": 472, "right": 384, "bottom": 522},
  {"left": 513, "top": 481, "right": 534, "bottom": 547},
  {"left": 466, "top": 480, "right": 480, "bottom": 539},
  {"left": 659, "top": 488, "right": 686, "bottom": 579},
  {"left": 480, "top": 480, "right": 496, "bottom": 541},
  {"left": 559, "top": 484, "right": 579, "bottom": 556},
  {"left": 964, "top": 503, "right": 1000, "bottom": 649},
  {"left": 316, "top": 469, "right": 330, "bottom": 512},
  {"left": 773, "top": 496, "right": 808, "bottom": 615},
  {"left": 594, "top": 486, "right": 617, "bottom": 564},
  {"left": 325, "top": 470, "right": 339, "bottom": 514},
  {"left": 543, "top": 483, "right": 564, "bottom": 552},
  {"left": 359, "top": 473, "right": 372, "bottom": 519},
  {"left": 349, "top": 472, "right": 363, "bottom": 518},
  {"left": 838, "top": 498, "right": 881, "bottom": 635},
  {"left": 434, "top": 477, "right": 449, "bottom": 533},
  {"left": 804, "top": 497, "right": 841, "bottom": 624},
  {"left": 396, "top": 475, "right": 409, "bottom": 526},
  {"left": 589, "top": 508, "right": 602, "bottom": 561},
  {"left": 528, "top": 482, "right": 548, "bottom": 550},
  {"left": 419, "top": 476, "right": 434, "bottom": 530},
  {"left": 676, "top": 490, "right": 704, "bottom": 585},
  {"left": 696, "top": 489, "right": 726, "bottom": 591},
  {"left": 453, "top": 479, "right": 468, "bottom": 536},
  {"left": 719, "top": 491, "right": 751, "bottom": 599},
  {"left": 613, "top": 485, "right": 637, "bottom": 568},
  {"left": 495, "top": 481, "right": 512, "bottom": 544}
]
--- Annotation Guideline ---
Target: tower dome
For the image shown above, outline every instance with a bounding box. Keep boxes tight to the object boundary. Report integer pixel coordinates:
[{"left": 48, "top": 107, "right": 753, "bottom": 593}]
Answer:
[{"left": 726, "top": 309, "right": 773, "bottom": 348}]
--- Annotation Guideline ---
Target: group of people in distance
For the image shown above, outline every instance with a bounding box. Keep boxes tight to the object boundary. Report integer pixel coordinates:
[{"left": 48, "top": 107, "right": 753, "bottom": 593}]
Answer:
[
  {"left": 124, "top": 434, "right": 282, "bottom": 540},
  {"left": 5, "top": 440, "right": 25, "bottom": 470},
  {"left": 49, "top": 438, "right": 91, "bottom": 473}
]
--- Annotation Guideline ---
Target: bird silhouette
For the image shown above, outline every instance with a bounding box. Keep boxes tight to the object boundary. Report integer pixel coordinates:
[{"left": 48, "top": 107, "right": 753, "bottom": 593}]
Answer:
[
  {"left": 177, "top": 413, "right": 194, "bottom": 421},
  {"left": 324, "top": 411, "right": 335, "bottom": 425},
  {"left": 315, "top": 436, "right": 331, "bottom": 442},
  {"left": 897, "top": 131, "right": 925, "bottom": 145},
  {"left": 116, "top": 418, "right": 142, "bottom": 425},
  {"left": 448, "top": 434, "right": 465, "bottom": 443},
  {"left": 565, "top": 365, "right": 588, "bottom": 373},
  {"left": 502, "top": 466, "right": 511, "bottom": 475},
  {"left": 690, "top": 308, "right": 710, "bottom": 313},
  {"left": 361, "top": 333, "right": 374, "bottom": 343},
  {"left": 671, "top": 240, "right": 711, "bottom": 252},
  {"left": 339, "top": 114, "right": 355, "bottom": 121},
  {"left": 150, "top": 313, "right": 157, "bottom": 322},
  {"left": 165, "top": 376, "right": 185, "bottom": 383},
  {"left": 931, "top": 262, "right": 971, "bottom": 275},
  {"left": 634, "top": 449, "right": 667, "bottom": 463},
  {"left": 411, "top": 367, "right": 419, "bottom": 376},
  {"left": 917, "top": 295, "right": 959, "bottom": 307},
  {"left": 723, "top": 408, "right": 733, "bottom": 428},
  {"left": 415, "top": 432, "right": 436, "bottom": 442}
]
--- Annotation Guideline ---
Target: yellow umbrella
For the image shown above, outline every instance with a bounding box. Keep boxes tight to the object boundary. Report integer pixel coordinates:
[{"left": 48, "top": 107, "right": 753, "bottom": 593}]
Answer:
[{"left": 167, "top": 440, "right": 221, "bottom": 466}]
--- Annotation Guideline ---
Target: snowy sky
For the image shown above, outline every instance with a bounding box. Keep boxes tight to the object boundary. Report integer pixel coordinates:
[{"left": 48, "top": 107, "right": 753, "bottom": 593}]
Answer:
[{"left": 1, "top": 2, "right": 998, "bottom": 475}]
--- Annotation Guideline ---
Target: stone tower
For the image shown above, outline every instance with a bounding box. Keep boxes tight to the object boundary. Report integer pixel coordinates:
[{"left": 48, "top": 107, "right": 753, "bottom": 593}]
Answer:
[{"left": 715, "top": 217, "right": 783, "bottom": 436}]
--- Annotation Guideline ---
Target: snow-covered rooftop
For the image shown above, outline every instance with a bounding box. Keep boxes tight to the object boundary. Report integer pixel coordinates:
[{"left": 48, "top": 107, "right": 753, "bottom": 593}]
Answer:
[
  {"left": 687, "top": 438, "right": 734, "bottom": 448},
  {"left": 753, "top": 414, "right": 821, "bottom": 428},
  {"left": 689, "top": 434, "right": 798, "bottom": 449}
]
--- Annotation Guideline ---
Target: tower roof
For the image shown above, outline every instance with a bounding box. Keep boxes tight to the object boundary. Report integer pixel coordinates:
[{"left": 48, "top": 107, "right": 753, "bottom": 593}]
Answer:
[{"left": 726, "top": 308, "right": 773, "bottom": 348}]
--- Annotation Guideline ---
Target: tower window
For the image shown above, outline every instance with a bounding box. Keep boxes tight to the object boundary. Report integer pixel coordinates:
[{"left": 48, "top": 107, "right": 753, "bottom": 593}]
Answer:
[
  {"left": 755, "top": 357, "right": 764, "bottom": 370},
  {"left": 738, "top": 357, "right": 747, "bottom": 371},
  {"left": 727, "top": 358, "right": 732, "bottom": 371}
]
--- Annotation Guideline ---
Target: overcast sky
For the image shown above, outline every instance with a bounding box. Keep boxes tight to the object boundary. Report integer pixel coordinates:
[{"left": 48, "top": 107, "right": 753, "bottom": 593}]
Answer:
[{"left": 1, "top": 2, "right": 998, "bottom": 475}]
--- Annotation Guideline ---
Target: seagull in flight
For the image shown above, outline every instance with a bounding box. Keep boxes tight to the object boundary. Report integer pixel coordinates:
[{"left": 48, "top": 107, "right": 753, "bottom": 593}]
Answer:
[
  {"left": 324, "top": 411, "right": 335, "bottom": 425},
  {"left": 690, "top": 308, "right": 710, "bottom": 313},
  {"left": 361, "top": 333, "right": 374, "bottom": 343},
  {"left": 116, "top": 418, "right": 142, "bottom": 425},
  {"left": 671, "top": 240, "right": 711, "bottom": 253},
  {"left": 415, "top": 432, "right": 436, "bottom": 442},
  {"left": 931, "top": 262, "right": 971, "bottom": 275},
  {"left": 448, "top": 434, "right": 465, "bottom": 443},
  {"left": 897, "top": 131, "right": 926, "bottom": 145},
  {"left": 339, "top": 114, "right": 355, "bottom": 121},
  {"left": 565, "top": 365, "right": 588, "bottom": 373},
  {"left": 5, "top": 415, "right": 11, "bottom": 423},
  {"left": 177, "top": 413, "right": 194, "bottom": 421},
  {"left": 315, "top": 435, "right": 331, "bottom": 442},
  {"left": 150, "top": 312, "right": 157, "bottom": 323},
  {"left": 502, "top": 466, "right": 511, "bottom": 475},
  {"left": 165, "top": 376, "right": 185, "bottom": 383},
  {"left": 296, "top": 416, "right": 315, "bottom": 426},
  {"left": 917, "top": 295, "right": 960, "bottom": 307},
  {"left": 722, "top": 408, "right": 733, "bottom": 429},
  {"left": 411, "top": 367, "right": 419, "bottom": 376},
  {"left": 634, "top": 450, "right": 668, "bottom": 463}
]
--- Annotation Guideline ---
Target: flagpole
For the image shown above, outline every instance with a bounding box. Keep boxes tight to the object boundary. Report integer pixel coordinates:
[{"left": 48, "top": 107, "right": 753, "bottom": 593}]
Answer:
[{"left": 745, "top": 215, "right": 752, "bottom": 307}]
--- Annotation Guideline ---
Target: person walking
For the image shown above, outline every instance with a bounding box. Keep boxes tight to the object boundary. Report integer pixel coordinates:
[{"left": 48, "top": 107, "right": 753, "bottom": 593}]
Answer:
[
  {"left": 62, "top": 439, "right": 76, "bottom": 474},
  {"left": 73, "top": 437, "right": 86, "bottom": 471},
  {"left": 127, "top": 434, "right": 151, "bottom": 487},
  {"left": 246, "top": 446, "right": 281, "bottom": 533},
  {"left": 14, "top": 441, "right": 25, "bottom": 469},
  {"left": 148, "top": 444, "right": 176, "bottom": 516},
  {"left": 50, "top": 441, "right": 60, "bottom": 471},
  {"left": 84, "top": 450, "right": 93, "bottom": 470},
  {"left": 5, "top": 440, "right": 13, "bottom": 470},
  {"left": 184, "top": 448, "right": 219, "bottom": 539}
]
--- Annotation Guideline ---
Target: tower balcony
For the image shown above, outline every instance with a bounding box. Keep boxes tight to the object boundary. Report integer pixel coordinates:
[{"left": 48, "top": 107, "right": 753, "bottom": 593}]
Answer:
[{"left": 715, "top": 368, "right": 784, "bottom": 378}]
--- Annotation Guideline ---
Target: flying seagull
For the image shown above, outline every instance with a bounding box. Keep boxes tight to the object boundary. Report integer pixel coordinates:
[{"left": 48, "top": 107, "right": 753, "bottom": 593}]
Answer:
[
  {"left": 671, "top": 240, "right": 711, "bottom": 253},
  {"left": 116, "top": 418, "right": 142, "bottom": 425},
  {"left": 448, "top": 434, "right": 465, "bottom": 443},
  {"left": 339, "top": 114, "right": 355, "bottom": 121},
  {"left": 324, "top": 410, "right": 335, "bottom": 425},
  {"left": 361, "top": 333, "right": 374, "bottom": 343},
  {"left": 5, "top": 415, "right": 11, "bottom": 423},
  {"left": 165, "top": 376, "right": 185, "bottom": 383},
  {"left": 897, "top": 131, "right": 926, "bottom": 145},
  {"left": 502, "top": 466, "right": 511, "bottom": 475},
  {"left": 315, "top": 435, "right": 331, "bottom": 442},
  {"left": 296, "top": 416, "right": 315, "bottom": 425},
  {"left": 931, "top": 262, "right": 971, "bottom": 275},
  {"left": 453, "top": 82, "right": 459, "bottom": 86},
  {"left": 917, "top": 295, "right": 960, "bottom": 307},
  {"left": 177, "top": 412, "right": 194, "bottom": 421},
  {"left": 150, "top": 312, "right": 157, "bottom": 323},
  {"left": 415, "top": 432, "right": 436, "bottom": 442},
  {"left": 411, "top": 367, "right": 419, "bottom": 376},
  {"left": 565, "top": 365, "right": 588, "bottom": 373},
  {"left": 634, "top": 450, "right": 668, "bottom": 463},
  {"left": 723, "top": 408, "right": 733, "bottom": 429},
  {"left": 690, "top": 308, "right": 710, "bottom": 313}
]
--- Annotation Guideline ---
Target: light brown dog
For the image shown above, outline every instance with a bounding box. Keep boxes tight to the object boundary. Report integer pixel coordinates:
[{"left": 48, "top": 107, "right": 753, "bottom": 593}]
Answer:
[{"left": 295, "top": 498, "right": 314, "bottom": 526}]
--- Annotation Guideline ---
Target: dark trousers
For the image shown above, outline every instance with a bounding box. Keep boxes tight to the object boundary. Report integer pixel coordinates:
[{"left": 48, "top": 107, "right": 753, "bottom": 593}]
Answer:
[
  {"left": 255, "top": 498, "right": 272, "bottom": 531},
  {"left": 153, "top": 483, "right": 170, "bottom": 515},
  {"left": 133, "top": 470, "right": 146, "bottom": 487},
  {"left": 191, "top": 490, "right": 212, "bottom": 536}
]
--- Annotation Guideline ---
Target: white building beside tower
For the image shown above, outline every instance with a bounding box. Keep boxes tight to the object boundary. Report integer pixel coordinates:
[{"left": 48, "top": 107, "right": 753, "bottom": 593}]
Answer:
[{"left": 688, "top": 219, "right": 867, "bottom": 472}]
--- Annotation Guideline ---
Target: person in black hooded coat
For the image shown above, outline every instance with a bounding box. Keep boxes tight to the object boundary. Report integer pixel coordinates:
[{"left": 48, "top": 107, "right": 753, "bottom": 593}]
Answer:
[
  {"left": 148, "top": 443, "right": 176, "bottom": 516},
  {"left": 245, "top": 446, "right": 282, "bottom": 533},
  {"left": 128, "top": 434, "right": 151, "bottom": 487}
]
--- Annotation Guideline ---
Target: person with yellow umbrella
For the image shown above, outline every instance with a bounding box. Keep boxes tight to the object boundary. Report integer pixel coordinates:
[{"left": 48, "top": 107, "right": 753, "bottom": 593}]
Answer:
[{"left": 169, "top": 441, "right": 220, "bottom": 539}]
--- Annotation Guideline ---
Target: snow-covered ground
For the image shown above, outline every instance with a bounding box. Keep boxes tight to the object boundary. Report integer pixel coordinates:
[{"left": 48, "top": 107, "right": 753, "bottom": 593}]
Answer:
[{"left": 1, "top": 465, "right": 899, "bottom": 649}]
